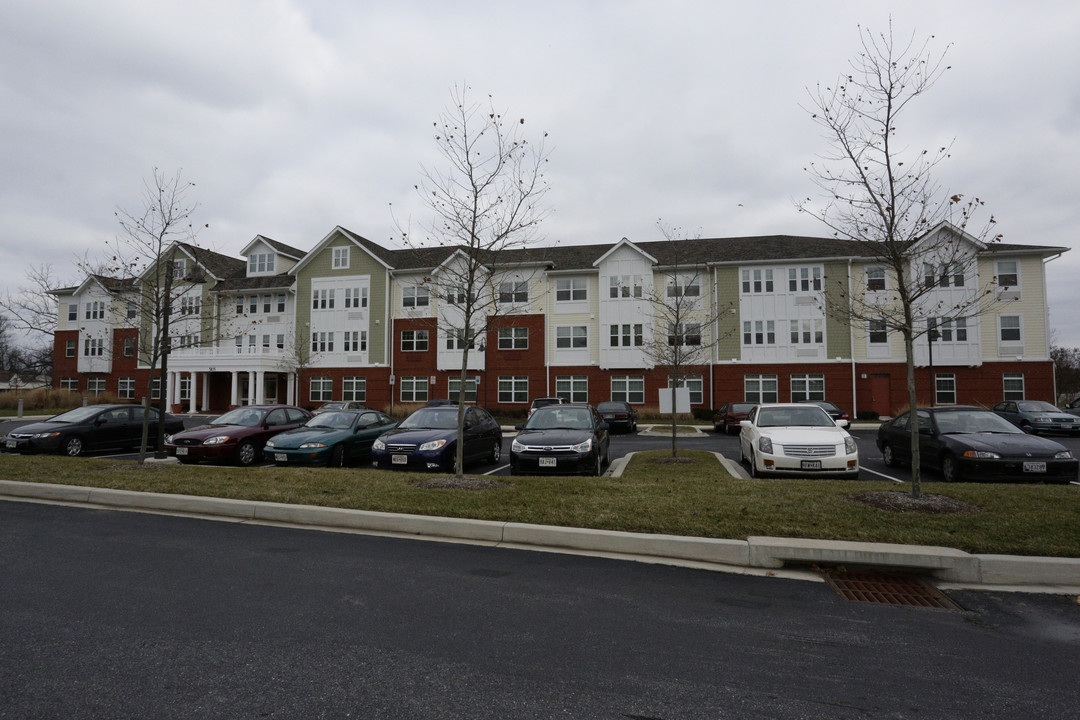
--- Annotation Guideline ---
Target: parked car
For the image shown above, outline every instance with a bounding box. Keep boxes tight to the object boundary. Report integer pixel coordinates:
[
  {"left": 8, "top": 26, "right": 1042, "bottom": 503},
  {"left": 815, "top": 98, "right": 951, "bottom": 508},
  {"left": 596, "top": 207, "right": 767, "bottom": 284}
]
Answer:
[
  {"left": 312, "top": 400, "right": 369, "bottom": 415},
  {"left": 371, "top": 405, "right": 502, "bottom": 471},
  {"left": 797, "top": 400, "right": 850, "bottom": 428},
  {"left": 2, "top": 404, "right": 184, "bottom": 457},
  {"left": 166, "top": 405, "right": 312, "bottom": 466},
  {"left": 264, "top": 409, "right": 397, "bottom": 467},
  {"left": 713, "top": 402, "right": 755, "bottom": 434},
  {"left": 738, "top": 403, "right": 859, "bottom": 479},
  {"left": 510, "top": 404, "right": 610, "bottom": 476},
  {"left": 877, "top": 405, "right": 1077, "bottom": 483},
  {"left": 991, "top": 400, "right": 1080, "bottom": 436},
  {"left": 528, "top": 397, "right": 564, "bottom": 417},
  {"left": 1062, "top": 396, "right": 1080, "bottom": 417},
  {"left": 596, "top": 400, "right": 637, "bottom": 433}
]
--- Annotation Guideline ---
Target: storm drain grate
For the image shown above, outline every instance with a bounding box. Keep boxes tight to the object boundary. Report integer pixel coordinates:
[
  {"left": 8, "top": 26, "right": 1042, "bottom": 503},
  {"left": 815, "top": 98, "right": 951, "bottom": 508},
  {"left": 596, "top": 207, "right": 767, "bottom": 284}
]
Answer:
[{"left": 823, "top": 570, "right": 962, "bottom": 610}]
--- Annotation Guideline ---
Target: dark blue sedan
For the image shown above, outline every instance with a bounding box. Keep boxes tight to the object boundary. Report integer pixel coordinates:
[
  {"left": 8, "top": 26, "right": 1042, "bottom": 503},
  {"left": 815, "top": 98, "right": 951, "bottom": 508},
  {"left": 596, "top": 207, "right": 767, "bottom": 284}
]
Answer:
[{"left": 371, "top": 405, "right": 502, "bottom": 472}]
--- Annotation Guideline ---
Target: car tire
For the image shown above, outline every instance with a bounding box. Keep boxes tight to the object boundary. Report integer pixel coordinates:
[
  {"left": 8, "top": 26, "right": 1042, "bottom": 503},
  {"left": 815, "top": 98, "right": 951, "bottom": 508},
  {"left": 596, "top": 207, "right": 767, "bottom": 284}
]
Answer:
[
  {"left": 178, "top": 456, "right": 197, "bottom": 465},
  {"left": 489, "top": 441, "right": 501, "bottom": 464},
  {"left": 941, "top": 454, "right": 960, "bottom": 482},
  {"left": 747, "top": 450, "right": 760, "bottom": 478},
  {"left": 592, "top": 453, "right": 602, "bottom": 476},
  {"left": 328, "top": 445, "right": 346, "bottom": 468},
  {"left": 882, "top": 443, "right": 899, "bottom": 468},
  {"left": 63, "top": 436, "right": 83, "bottom": 457},
  {"left": 236, "top": 441, "right": 257, "bottom": 467}
]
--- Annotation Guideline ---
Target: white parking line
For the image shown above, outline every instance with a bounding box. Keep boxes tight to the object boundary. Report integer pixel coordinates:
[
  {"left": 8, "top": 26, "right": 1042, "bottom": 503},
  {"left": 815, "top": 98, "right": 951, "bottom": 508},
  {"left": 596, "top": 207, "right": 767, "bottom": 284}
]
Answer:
[
  {"left": 860, "top": 465, "right": 905, "bottom": 483},
  {"left": 484, "top": 464, "right": 510, "bottom": 476}
]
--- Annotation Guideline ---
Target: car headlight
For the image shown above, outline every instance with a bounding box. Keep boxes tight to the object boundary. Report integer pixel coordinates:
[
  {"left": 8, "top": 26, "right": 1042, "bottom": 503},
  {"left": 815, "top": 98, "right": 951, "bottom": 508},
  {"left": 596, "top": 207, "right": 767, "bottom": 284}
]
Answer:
[
  {"left": 757, "top": 436, "right": 773, "bottom": 454},
  {"left": 962, "top": 450, "right": 1001, "bottom": 459},
  {"left": 844, "top": 437, "right": 857, "bottom": 455},
  {"left": 1034, "top": 417, "right": 1052, "bottom": 424},
  {"left": 1055, "top": 450, "right": 1074, "bottom": 459},
  {"left": 202, "top": 436, "right": 231, "bottom": 445},
  {"left": 299, "top": 442, "right": 327, "bottom": 449},
  {"left": 372, "top": 438, "right": 386, "bottom": 451},
  {"left": 33, "top": 432, "right": 61, "bottom": 439},
  {"left": 572, "top": 438, "right": 593, "bottom": 453},
  {"left": 264, "top": 439, "right": 275, "bottom": 448},
  {"left": 419, "top": 439, "right": 447, "bottom": 451},
  {"left": 512, "top": 439, "right": 526, "bottom": 453}
]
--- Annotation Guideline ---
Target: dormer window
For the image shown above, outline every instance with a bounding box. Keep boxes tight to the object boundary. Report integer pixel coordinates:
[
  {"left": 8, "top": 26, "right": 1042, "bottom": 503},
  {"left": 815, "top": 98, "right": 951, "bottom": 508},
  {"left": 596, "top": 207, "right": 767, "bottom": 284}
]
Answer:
[
  {"left": 172, "top": 259, "right": 187, "bottom": 279},
  {"left": 248, "top": 253, "right": 275, "bottom": 275},
  {"left": 332, "top": 247, "right": 350, "bottom": 269}
]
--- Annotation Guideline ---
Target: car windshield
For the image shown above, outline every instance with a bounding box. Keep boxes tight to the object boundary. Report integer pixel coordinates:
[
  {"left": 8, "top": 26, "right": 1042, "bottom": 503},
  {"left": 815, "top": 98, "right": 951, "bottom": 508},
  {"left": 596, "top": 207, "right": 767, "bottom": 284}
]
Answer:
[
  {"left": 730, "top": 403, "right": 755, "bottom": 413},
  {"left": 304, "top": 412, "right": 356, "bottom": 429},
  {"left": 756, "top": 406, "right": 835, "bottom": 428},
  {"left": 320, "top": 402, "right": 344, "bottom": 411},
  {"left": 1016, "top": 401, "right": 1060, "bottom": 413},
  {"left": 935, "top": 410, "right": 1021, "bottom": 434},
  {"left": 399, "top": 408, "right": 458, "bottom": 430},
  {"left": 48, "top": 406, "right": 106, "bottom": 423},
  {"left": 212, "top": 407, "right": 268, "bottom": 427},
  {"left": 527, "top": 407, "right": 593, "bottom": 430}
]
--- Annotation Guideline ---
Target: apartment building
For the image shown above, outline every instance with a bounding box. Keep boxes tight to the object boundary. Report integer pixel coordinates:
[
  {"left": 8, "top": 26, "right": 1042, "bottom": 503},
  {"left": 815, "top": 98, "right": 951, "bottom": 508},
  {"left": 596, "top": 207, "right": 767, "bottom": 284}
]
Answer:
[{"left": 50, "top": 223, "right": 1065, "bottom": 417}]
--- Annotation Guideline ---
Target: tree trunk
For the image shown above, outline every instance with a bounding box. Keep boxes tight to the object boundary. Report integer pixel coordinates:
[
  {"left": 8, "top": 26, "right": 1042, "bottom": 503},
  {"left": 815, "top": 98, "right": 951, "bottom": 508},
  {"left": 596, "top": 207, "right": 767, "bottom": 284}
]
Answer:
[{"left": 903, "top": 329, "right": 922, "bottom": 498}]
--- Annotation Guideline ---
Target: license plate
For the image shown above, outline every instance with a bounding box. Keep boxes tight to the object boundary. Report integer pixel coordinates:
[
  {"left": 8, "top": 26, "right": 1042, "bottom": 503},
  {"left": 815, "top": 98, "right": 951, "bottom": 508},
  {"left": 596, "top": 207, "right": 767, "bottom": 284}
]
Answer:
[
  {"left": 800, "top": 460, "right": 822, "bottom": 470},
  {"left": 5, "top": 440, "right": 15, "bottom": 448},
  {"left": 392, "top": 454, "right": 409, "bottom": 465},
  {"left": 539, "top": 457, "right": 557, "bottom": 467},
  {"left": 176, "top": 447, "right": 188, "bottom": 455},
  {"left": 1023, "top": 462, "right": 1046, "bottom": 473},
  {"left": 275, "top": 454, "right": 287, "bottom": 462}
]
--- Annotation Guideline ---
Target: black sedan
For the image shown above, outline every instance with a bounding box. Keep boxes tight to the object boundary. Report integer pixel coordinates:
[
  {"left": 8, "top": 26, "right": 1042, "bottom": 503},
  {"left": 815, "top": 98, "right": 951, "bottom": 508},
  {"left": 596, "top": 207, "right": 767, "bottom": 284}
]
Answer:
[
  {"left": 510, "top": 404, "right": 610, "bottom": 476},
  {"left": 2, "top": 404, "right": 184, "bottom": 457},
  {"left": 876, "top": 406, "right": 1078, "bottom": 483},
  {"left": 371, "top": 405, "right": 502, "bottom": 472},
  {"left": 596, "top": 401, "right": 637, "bottom": 433},
  {"left": 797, "top": 399, "right": 850, "bottom": 428}
]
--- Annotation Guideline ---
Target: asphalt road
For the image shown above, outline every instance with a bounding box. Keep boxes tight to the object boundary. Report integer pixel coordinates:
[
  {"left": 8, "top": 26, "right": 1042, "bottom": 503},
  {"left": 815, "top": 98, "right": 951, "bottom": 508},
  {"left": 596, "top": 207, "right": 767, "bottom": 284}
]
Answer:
[
  {"left": 2, "top": 499, "right": 1078, "bottom": 719},
  {"left": 3, "top": 417, "right": 1080, "bottom": 485}
]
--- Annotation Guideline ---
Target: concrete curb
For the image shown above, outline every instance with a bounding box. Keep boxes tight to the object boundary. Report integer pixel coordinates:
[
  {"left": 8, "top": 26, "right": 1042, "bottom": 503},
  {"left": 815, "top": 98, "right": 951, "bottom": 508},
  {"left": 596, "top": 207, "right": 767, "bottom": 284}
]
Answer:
[{"left": 1, "top": 479, "right": 1077, "bottom": 591}]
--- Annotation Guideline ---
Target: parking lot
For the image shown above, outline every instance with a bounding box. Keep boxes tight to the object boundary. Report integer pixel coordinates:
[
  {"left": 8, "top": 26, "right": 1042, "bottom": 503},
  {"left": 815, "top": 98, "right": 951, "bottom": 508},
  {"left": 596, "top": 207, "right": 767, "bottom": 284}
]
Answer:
[{"left": 3, "top": 414, "right": 1079, "bottom": 485}]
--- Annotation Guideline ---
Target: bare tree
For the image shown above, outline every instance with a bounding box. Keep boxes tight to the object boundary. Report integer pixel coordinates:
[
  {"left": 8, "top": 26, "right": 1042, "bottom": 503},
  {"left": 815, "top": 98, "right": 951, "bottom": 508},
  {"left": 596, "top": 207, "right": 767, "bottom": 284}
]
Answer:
[
  {"left": 1051, "top": 345, "right": 1080, "bottom": 404},
  {"left": 106, "top": 168, "right": 206, "bottom": 463},
  {"left": 638, "top": 223, "right": 731, "bottom": 457},
  {"left": 798, "top": 22, "right": 1001, "bottom": 497},
  {"left": 399, "top": 85, "right": 551, "bottom": 477}
]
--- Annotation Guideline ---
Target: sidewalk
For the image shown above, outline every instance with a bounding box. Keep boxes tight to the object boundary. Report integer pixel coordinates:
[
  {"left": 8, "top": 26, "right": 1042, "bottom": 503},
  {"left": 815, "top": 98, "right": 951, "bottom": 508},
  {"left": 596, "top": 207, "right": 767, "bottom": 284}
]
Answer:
[{"left": 2, "top": 478, "right": 1077, "bottom": 594}]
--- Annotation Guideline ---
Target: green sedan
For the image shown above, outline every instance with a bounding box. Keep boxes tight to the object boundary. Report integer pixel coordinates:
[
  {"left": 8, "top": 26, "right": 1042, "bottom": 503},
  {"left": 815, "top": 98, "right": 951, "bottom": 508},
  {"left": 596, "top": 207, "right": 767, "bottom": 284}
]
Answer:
[{"left": 264, "top": 410, "right": 398, "bottom": 467}]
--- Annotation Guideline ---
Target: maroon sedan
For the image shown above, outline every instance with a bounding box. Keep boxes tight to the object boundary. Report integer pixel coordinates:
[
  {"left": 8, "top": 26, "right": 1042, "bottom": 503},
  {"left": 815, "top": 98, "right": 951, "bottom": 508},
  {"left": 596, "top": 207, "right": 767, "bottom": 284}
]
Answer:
[
  {"left": 166, "top": 405, "right": 312, "bottom": 466},
  {"left": 712, "top": 402, "right": 755, "bottom": 435}
]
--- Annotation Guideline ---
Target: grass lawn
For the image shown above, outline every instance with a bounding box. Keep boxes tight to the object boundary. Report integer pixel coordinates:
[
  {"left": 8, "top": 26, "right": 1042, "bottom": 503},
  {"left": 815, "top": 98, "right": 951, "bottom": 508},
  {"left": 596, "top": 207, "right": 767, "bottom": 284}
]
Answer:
[{"left": 1, "top": 449, "right": 1077, "bottom": 557}]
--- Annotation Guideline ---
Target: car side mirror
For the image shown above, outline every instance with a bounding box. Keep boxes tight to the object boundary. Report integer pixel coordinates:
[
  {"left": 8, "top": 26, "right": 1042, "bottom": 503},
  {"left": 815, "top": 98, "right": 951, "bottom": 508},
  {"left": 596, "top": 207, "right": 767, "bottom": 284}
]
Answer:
[
  {"left": 919, "top": 426, "right": 932, "bottom": 435},
  {"left": 514, "top": 424, "right": 524, "bottom": 431},
  {"left": 598, "top": 422, "right": 609, "bottom": 431},
  {"left": 739, "top": 420, "right": 751, "bottom": 428}
]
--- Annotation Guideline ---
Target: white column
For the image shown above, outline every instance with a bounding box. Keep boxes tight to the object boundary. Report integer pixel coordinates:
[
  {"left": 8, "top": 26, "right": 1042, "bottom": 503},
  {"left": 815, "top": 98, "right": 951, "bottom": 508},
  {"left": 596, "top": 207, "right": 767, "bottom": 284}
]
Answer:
[
  {"left": 287, "top": 373, "right": 296, "bottom": 405},
  {"left": 187, "top": 372, "right": 197, "bottom": 414},
  {"left": 247, "top": 371, "right": 256, "bottom": 405},
  {"left": 230, "top": 371, "right": 239, "bottom": 407},
  {"left": 166, "top": 372, "right": 177, "bottom": 406},
  {"left": 255, "top": 370, "right": 265, "bottom": 404},
  {"left": 201, "top": 373, "right": 209, "bottom": 412}
]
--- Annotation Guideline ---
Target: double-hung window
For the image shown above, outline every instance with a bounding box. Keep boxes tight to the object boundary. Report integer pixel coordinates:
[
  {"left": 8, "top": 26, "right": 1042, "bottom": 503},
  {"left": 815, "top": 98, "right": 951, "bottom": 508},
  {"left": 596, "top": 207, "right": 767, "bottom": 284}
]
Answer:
[
  {"left": 556, "top": 278, "right": 587, "bottom": 302},
  {"left": 403, "top": 286, "right": 429, "bottom": 308},
  {"left": 401, "top": 330, "right": 429, "bottom": 351},
  {"left": 498, "top": 327, "right": 528, "bottom": 350},
  {"left": 556, "top": 326, "right": 588, "bottom": 349}
]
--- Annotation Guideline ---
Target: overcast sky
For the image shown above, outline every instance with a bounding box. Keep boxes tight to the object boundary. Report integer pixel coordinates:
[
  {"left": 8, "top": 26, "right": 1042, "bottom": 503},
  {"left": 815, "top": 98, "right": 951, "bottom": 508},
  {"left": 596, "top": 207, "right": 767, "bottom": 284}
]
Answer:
[{"left": 3, "top": 1, "right": 1079, "bottom": 345}]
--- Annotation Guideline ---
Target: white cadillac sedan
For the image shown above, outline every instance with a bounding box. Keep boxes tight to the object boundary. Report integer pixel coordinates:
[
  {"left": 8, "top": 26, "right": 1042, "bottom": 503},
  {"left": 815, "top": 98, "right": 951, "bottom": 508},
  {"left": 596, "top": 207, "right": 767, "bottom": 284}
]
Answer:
[{"left": 738, "top": 403, "right": 860, "bottom": 479}]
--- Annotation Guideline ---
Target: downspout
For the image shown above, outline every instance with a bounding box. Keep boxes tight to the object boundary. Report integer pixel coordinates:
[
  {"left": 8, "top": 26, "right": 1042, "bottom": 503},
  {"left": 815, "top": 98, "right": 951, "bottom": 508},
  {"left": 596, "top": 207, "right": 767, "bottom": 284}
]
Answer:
[
  {"left": 848, "top": 259, "right": 857, "bottom": 418},
  {"left": 710, "top": 264, "right": 718, "bottom": 410},
  {"left": 387, "top": 269, "right": 394, "bottom": 414},
  {"left": 1044, "top": 253, "right": 1062, "bottom": 401}
]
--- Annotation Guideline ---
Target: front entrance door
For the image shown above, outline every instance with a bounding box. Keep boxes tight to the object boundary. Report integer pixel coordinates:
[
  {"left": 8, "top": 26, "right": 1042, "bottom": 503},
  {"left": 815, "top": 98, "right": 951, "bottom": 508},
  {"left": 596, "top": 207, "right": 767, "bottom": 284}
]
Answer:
[
  {"left": 265, "top": 376, "right": 278, "bottom": 404},
  {"left": 870, "top": 374, "right": 892, "bottom": 418}
]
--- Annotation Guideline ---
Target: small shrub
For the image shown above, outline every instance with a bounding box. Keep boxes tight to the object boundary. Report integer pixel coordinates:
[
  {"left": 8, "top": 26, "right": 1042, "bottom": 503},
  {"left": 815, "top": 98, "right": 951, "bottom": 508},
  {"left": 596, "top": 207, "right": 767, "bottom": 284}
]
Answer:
[{"left": 856, "top": 409, "right": 880, "bottom": 421}]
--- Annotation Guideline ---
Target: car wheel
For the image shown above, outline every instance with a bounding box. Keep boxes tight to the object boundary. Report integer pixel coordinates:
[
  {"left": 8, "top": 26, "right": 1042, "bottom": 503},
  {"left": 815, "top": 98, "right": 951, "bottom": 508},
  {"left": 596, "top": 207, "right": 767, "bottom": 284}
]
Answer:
[
  {"left": 941, "top": 454, "right": 960, "bottom": 482},
  {"left": 63, "top": 436, "right": 83, "bottom": 457},
  {"left": 882, "top": 443, "right": 899, "bottom": 468},
  {"left": 747, "top": 450, "right": 760, "bottom": 478},
  {"left": 489, "top": 441, "right": 501, "bottom": 464},
  {"left": 328, "top": 445, "right": 346, "bottom": 468},
  {"left": 592, "top": 453, "right": 602, "bottom": 476},
  {"left": 236, "top": 441, "right": 257, "bottom": 467}
]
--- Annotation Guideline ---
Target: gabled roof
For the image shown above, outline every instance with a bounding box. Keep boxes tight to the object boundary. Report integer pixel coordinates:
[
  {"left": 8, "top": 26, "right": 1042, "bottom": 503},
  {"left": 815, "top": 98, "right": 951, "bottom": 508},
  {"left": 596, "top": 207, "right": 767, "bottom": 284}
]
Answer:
[
  {"left": 176, "top": 242, "right": 246, "bottom": 281},
  {"left": 592, "top": 237, "right": 658, "bottom": 267},
  {"left": 239, "top": 235, "right": 305, "bottom": 260}
]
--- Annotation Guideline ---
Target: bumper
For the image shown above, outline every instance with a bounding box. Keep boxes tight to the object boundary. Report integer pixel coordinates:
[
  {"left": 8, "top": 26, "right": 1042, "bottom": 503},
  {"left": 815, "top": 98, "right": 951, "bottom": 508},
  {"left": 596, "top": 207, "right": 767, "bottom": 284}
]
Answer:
[
  {"left": 957, "top": 457, "right": 1078, "bottom": 483},
  {"left": 167, "top": 444, "right": 237, "bottom": 463},
  {"left": 372, "top": 449, "right": 451, "bottom": 471},
  {"left": 1032, "top": 422, "right": 1080, "bottom": 434},
  {"left": 265, "top": 447, "right": 333, "bottom": 465},
  {"left": 757, "top": 452, "right": 859, "bottom": 478},
  {"left": 510, "top": 450, "right": 597, "bottom": 475},
  {"left": 2, "top": 437, "right": 56, "bottom": 453}
]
